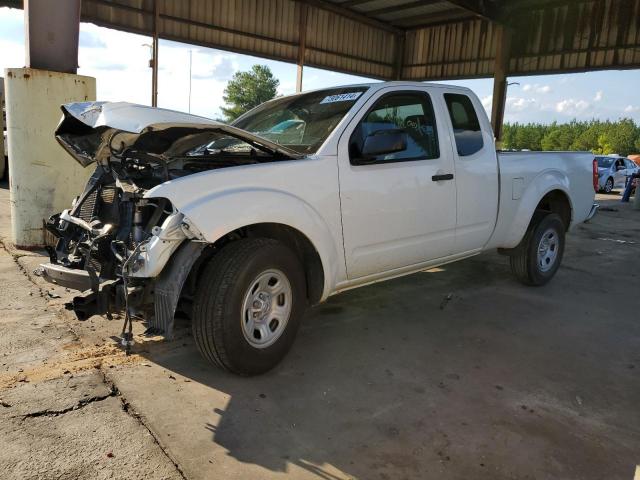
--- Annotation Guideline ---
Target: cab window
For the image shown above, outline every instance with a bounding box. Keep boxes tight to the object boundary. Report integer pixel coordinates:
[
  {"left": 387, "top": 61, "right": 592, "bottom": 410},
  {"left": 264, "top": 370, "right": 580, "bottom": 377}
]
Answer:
[
  {"left": 444, "top": 93, "right": 484, "bottom": 157},
  {"left": 349, "top": 91, "right": 439, "bottom": 165}
]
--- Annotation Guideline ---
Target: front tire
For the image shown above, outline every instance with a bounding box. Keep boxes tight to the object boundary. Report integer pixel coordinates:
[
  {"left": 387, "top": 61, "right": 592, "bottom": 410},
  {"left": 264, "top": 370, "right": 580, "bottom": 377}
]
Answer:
[
  {"left": 509, "top": 213, "right": 565, "bottom": 286},
  {"left": 192, "top": 238, "right": 307, "bottom": 375}
]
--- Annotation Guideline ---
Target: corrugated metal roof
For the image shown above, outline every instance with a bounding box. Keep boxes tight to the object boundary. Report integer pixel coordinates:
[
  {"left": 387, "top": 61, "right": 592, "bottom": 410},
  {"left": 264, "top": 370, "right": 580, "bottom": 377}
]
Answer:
[
  {"left": 2, "top": 0, "right": 639, "bottom": 81},
  {"left": 402, "top": 0, "right": 640, "bottom": 79}
]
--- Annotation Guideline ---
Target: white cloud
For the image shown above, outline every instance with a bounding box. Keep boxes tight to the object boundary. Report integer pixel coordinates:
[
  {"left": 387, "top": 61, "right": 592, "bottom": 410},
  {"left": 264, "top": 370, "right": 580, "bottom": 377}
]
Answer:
[
  {"left": 521, "top": 83, "right": 551, "bottom": 94},
  {"left": 594, "top": 90, "right": 603, "bottom": 102},
  {"left": 624, "top": 105, "right": 639, "bottom": 113},
  {"left": 507, "top": 96, "right": 539, "bottom": 112},
  {"left": 76, "top": 24, "right": 153, "bottom": 107},
  {"left": 555, "top": 99, "right": 590, "bottom": 115}
]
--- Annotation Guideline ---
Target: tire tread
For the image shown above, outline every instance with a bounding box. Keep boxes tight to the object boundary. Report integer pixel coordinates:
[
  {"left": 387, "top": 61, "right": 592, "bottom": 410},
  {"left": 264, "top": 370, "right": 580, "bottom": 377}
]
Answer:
[
  {"left": 509, "top": 213, "right": 564, "bottom": 286},
  {"left": 192, "top": 238, "right": 280, "bottom": 373},
  {"left": 191, "top": 238, "right": 306, "bottom": 375}
]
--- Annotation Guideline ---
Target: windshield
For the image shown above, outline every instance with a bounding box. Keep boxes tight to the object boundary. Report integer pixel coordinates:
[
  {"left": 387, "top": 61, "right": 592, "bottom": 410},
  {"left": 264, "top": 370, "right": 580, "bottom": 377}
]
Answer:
[
  {"left": 230, "top": 86, "right": 370, "bottom": 154},
  {"left": 597, "top": 157, "right": 613, "bottom": 168}
]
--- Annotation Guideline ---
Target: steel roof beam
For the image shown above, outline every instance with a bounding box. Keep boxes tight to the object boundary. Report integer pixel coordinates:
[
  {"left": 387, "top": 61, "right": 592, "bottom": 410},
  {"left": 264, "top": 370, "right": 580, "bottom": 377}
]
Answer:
[
  {"left": 506, "top": 0, "right": 592, "bottom": 12},
  {"left": 394, "top": 9, "right": 473, "bottom": 28},
  {"left": 295, "top": 0, "right": 402, "bottom": 33},
  {"left": 444, "top": 0, "right": 502, "bottom": 22},
  {"left": 367, "top": 0, "right": 442, "bottom": 17},
  {"left": 339, "top": 0, "right": 377, "bottom": 7}
]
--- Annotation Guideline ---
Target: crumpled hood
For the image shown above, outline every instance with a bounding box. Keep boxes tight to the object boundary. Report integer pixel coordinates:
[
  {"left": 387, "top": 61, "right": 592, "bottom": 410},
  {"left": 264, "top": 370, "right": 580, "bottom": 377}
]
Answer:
[{"left": 55, "top": 101, "right": 301, "bottom": 167}]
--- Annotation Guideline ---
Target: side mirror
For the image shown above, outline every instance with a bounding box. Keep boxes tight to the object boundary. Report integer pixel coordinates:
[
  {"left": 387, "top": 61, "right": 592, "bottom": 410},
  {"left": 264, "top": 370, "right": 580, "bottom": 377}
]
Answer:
[
  {"left": 360, "top": 129, "right": 408, "bottom": 160},
  {"left": 616, "top": 165, "right": 625, "bottom": 171}
]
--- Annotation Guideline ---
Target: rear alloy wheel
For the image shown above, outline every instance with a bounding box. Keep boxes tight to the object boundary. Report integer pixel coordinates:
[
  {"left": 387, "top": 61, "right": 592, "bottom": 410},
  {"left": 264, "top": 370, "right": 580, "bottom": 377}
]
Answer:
[
  {"left": 604, "top": 177, "right": 614, "bottom": 193},
  {"left": 192, "top": 238, "right": 307, "bottom": 375},
  {"left": 509, "top": 213, "right": 565, "bottom": 286}
]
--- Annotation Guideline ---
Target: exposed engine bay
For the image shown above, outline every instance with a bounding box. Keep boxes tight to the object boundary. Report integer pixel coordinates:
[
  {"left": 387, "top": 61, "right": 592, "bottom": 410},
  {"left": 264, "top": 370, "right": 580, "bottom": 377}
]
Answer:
[{"left": 37, "top": 102, "right": 301, "bottom": 347}]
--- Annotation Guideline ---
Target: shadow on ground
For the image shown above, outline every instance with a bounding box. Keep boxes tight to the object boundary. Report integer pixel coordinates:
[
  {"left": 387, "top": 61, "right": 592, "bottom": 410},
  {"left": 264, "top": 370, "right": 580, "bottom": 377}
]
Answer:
[
  {"left": 108, "top": 195, "right": 640, "bottom": 480},
  {"left": 4, "top": 179, "right": 639, "bottom": 479}
]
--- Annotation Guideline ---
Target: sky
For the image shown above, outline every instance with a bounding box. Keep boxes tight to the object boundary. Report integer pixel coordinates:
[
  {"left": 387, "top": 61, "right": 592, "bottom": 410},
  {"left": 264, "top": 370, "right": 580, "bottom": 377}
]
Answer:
[{"left": 1, "top": 6, "right": 639, "bottom": 123}]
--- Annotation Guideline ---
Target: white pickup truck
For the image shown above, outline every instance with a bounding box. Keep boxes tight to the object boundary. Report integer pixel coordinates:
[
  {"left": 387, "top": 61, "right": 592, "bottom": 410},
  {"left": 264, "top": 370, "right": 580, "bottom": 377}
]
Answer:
[{"left": 39, "top": 82, "right": 598, "bottom": 375}]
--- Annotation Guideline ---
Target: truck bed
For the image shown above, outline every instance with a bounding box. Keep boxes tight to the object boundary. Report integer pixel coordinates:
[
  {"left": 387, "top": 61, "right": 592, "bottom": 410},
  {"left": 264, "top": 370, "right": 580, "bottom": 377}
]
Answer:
[{"left": 486, "top": 151, "right": 595, "bottom": 250}]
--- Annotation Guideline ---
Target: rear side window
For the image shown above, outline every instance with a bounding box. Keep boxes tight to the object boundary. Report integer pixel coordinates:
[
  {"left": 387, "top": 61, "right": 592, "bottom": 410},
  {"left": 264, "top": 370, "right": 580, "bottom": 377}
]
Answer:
[
  {"left": 444, "top": 93, "right": 483, "bottom": 156},
  {"left": 596, "top": 157, "right": 612, "bottom": 168}
]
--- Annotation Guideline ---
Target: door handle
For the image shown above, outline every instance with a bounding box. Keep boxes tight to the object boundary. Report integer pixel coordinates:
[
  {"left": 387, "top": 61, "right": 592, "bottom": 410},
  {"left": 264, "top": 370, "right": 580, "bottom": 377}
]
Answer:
[{"left": 432, "top": 173, "right": 454, "bottom": 181}]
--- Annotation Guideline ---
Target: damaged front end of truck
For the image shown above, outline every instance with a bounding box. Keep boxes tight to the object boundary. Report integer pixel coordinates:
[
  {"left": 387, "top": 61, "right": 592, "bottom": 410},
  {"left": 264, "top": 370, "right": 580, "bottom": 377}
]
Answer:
[{"left": 36, "top": 102, "right": 299, "bottom": 346}]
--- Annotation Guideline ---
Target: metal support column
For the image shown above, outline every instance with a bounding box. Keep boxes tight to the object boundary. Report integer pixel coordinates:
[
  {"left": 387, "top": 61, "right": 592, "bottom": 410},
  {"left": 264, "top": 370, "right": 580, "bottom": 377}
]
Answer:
[
  {"left": 491, "top": 25, "right": 512, "bottom": 144},
  {"left": 0, "top": 81, "right": 5, "bottom": 180},
  {"left": 24, "top": 0, "right": 81, "bottom": 73},
  {"left": 7, "top": 0, "right": 95, "bottom": 247},
  {"left": 394, "top": 32, "right": 405, "bottom": 80},
  {"left": 151, "top": 0, "right": 159, "bottom": 107},
  {"left": 296, "top": 3, "right": 308, "bottom": 93}
]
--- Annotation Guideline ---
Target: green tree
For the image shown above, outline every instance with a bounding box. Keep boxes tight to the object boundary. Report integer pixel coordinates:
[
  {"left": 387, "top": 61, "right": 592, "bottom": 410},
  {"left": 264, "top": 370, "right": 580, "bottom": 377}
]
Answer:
[
  {"left": 221, "top": 65, "right": 280, "bottom": 121},
  {"left": 598, "top": 118, "right": 639, "bottom": 155},
  {"left": 501, "top": 118, "right": 640, "bottom": 155},
  {"left": 571, "top": 121, "right": 606, "bottom": 153}
]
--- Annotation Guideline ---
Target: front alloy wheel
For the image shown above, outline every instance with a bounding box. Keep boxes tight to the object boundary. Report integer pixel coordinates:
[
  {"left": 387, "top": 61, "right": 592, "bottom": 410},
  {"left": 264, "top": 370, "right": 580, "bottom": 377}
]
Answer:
[
  {"left": 241, "top": 269, "right": 292, "bottom": 349},
  {"left": 192, "top": 238, "right": 307, "bottom": 375}
]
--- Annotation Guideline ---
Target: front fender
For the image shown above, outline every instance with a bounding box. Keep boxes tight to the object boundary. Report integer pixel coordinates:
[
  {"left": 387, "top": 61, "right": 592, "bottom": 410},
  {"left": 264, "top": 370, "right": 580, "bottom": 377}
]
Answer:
[
  {"left": 493, "top": 169, "right": 573, "bottom": 249},
  {"left": 148, "top": 186, "right": 340, "bottom": 301}
]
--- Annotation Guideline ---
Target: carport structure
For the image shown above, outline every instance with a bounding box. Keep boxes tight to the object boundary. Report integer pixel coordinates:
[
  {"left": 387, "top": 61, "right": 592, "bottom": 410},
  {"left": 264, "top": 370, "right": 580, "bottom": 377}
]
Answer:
[
  {"left": 2, "top": 0, "right": 640, "bottom": 248},
  {"left": 3, "top": 0, "right": 640, "bottom": 140}
]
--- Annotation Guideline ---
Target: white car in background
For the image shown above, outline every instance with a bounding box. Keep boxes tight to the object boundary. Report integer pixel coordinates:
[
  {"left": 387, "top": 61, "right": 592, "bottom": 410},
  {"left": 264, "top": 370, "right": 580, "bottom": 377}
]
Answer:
[{"left": 596, "top": 155, "right": 638, "bottom": 193}]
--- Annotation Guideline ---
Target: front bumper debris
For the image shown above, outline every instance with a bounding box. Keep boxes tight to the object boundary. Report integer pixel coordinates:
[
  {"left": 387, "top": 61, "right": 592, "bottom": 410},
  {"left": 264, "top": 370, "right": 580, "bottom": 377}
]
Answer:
[{"left": 36, "top": 263, "right": 92, "bottom": 291}]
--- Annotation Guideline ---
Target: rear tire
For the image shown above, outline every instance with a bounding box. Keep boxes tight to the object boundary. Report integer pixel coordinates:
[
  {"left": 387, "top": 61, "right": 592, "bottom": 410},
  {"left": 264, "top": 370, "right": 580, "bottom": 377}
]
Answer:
[
  {"left": 192, "top": 238, "right": 307, "bottom": 375},
  {"left": 604, "top": 177, "right": 614, "bottom": 193},
  {"left": 509, "top": 213, "right": 565, "bottom": 286}
]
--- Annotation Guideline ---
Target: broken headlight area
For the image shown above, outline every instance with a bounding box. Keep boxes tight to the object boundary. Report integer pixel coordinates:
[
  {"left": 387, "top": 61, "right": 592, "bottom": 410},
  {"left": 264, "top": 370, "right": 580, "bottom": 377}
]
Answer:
[
  {"left": 33, "top": 101, "right": 303, "bottom": 348},
  {"left": 36, "top": 158, "right": 196, "bottom": 336}
]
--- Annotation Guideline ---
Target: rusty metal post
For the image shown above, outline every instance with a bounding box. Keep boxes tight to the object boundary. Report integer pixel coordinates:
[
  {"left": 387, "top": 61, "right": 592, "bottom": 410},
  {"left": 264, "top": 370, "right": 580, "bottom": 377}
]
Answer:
[
  {"left": 491, "top": 25, "right": 512, "bottom": 145},
  {"left": 296, "top": 3, "right": 308, "bottom": 93},
  {"left": 24, "top": 0, "right": 81, "bottom": 74},
  {"left": 0, "top": 80, "right": 5, "bottom": 180},
  {"left": 5, "top": 69, "right": 96, "bottom": 248},
  {"left": 7, "top": 0, "right": 96, "bottom": 247},
  {"left": 151, "top": 0, "right": 159, "bottom": 107},
  {"left": 394, "top": 32, "right": 405, "bottom": 80}
]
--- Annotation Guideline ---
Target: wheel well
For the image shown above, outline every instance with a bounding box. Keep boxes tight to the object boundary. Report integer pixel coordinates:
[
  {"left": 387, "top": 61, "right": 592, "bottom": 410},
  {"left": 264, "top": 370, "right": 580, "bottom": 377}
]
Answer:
[
  {"left": 535, "top": 190, "right": 571, "bottom": 230},
  {"left": 190, "top": 223, "right": 325, "bottom": 306}
]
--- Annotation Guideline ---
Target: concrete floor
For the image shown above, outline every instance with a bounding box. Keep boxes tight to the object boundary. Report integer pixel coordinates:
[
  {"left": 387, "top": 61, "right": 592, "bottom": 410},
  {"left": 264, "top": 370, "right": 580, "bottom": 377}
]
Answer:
[{"left": 1, "top": 182, "right": 639, "bottom": 479}]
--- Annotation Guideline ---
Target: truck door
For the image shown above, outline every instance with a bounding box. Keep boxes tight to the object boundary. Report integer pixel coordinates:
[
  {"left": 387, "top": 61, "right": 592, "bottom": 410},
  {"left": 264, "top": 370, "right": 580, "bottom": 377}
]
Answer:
[
  {"left": 337, "top": 88, "right": 457, "bottom": 279},
  {"left": 442, "top": 92, "right": 499, "bottom": 253}
]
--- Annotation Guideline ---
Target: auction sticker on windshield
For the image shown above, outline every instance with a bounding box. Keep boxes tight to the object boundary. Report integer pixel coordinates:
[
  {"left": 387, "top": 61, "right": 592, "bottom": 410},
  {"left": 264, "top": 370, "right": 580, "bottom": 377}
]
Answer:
[{"left": 320, "top": 92, "right": 363, "bottom": 104}]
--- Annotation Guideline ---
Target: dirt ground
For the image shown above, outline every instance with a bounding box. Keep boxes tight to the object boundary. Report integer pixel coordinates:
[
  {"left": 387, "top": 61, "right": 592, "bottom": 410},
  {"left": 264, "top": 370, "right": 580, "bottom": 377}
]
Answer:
[{"left": 0, "top": 182, "right": 639, "bottom": 480}]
